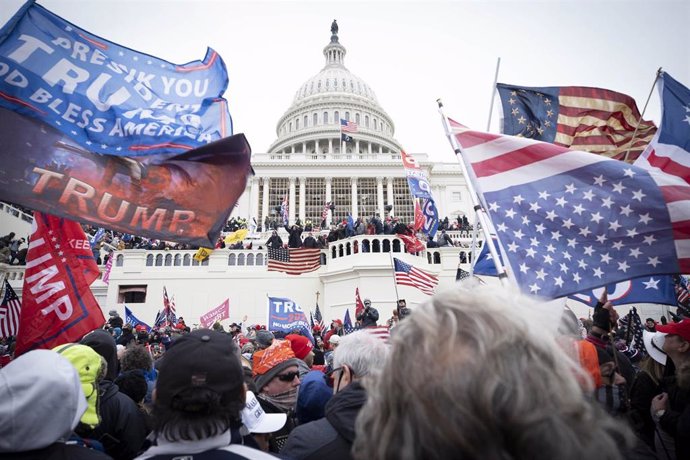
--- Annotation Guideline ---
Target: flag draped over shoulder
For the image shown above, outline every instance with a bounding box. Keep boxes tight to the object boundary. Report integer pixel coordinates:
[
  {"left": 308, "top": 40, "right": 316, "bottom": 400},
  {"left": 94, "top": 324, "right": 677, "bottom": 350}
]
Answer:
[
  {"left": 393, "top": 257, "right": 439, "bottom": 295},
  {"left": 0, "top": 280, "right": 21, "bottom": 338},
  {"left": 267, "top": 247, "right": 320, "bottom": 275},
  {"left": 635, "top": 72, "right": 690, "bottom": 185},
  {"left": 497, "top": 84, "right": 656, "bottom": 163},
  {"left": 125, "top": 306, "right": 151, "bottom": 332},
  {"left": 0, "top": 107, "right": 252, "bottom": 247},
  {"left": 0, "top": 0, "right": 232, "bottom": 156},
  {"left": 449, "top": 118, "right": 690, "bottom": 299},
  {"left": 16, "top": 212, "right": 105, "bottom": 355}
]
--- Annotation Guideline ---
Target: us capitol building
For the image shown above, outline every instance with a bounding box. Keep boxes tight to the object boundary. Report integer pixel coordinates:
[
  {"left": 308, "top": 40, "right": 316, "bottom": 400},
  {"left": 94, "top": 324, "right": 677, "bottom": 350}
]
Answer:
[{"left": 2, "top": 22, "right": 475, "bottom": 327}]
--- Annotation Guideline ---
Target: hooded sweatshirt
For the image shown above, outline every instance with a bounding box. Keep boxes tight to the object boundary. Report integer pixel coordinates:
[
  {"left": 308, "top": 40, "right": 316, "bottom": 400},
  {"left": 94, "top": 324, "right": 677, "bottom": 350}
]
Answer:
[
  {"left": 281, "top": 381, "right": 367, "bottom": 460},
  {"left": 0, "top": 349, "right": 110, "bottom": 458}
]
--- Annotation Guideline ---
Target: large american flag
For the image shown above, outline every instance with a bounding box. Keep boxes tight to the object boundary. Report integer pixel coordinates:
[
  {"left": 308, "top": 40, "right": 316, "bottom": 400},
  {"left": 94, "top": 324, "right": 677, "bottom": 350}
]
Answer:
[
  {"left": 340, "top": 119, "right": 358, "bottom": 133},
  {"left": 497, "top": 84, "right": 657, "bottom": 163},
  {"left": 0, "top": 280, "right": 21, "bottom": 338},
  {"left": 393, "top": 257, "right": 439, "bottom": 295},
  {"left": 450, "top": 117, "right": 690, "bottom": 299},
  {"left": 267, "top": 247, "right": 321, "bottom": 275}
]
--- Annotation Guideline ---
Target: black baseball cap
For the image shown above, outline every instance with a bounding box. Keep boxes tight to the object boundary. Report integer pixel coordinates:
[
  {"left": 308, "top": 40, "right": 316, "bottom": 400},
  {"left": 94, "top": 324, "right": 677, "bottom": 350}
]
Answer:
[{"left": 155, "top": 329, "right": 243, "bottom": 410}]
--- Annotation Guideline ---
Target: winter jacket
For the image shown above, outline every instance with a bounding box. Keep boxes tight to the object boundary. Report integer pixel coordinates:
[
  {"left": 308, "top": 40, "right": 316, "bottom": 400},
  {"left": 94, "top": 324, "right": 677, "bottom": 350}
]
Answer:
[
  {"left": 266, "top": 234, "right": 283, "bottom": 249},
  {"left": 357, "top": 307, "right": 379, "bottom": 328},
  {"left": 286, "top": 225, "right": 304, "bottom": 248},
  {"left": 135, "top": 430, "right": 274, "bottom": 459},
  {"left": 282, "top": 381, "right": 367, "bottom": 460}
]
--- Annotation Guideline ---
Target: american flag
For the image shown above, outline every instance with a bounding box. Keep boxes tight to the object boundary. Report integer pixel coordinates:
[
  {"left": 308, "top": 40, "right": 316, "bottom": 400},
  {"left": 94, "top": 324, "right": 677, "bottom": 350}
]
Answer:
[
  {"left": 0, "top": 280, "right": 21, "bottom": 338},
  {"left": 340, "top": 119, "right": 358, "bottom": 133},
  {"left": 321, "top": 202, "right": 330, "bottom": 224},
  {"left": 450, "top": 117, "right": 690, "bottom": 299},
  {"left": 267, "top": 247, "right": 321, "bottom": 275},
  {"left": 497, "top": 84, "right": 656, "bottom": 163},
  {"left": 456, "top": 267, "right": 471, "bottom": 281},
  {"left": 366, "top": 326, "right": 391, "bottom": 343},
  {"left": 676, "top": 275, "right": 690, "bottom": 307},
  {"left": 393, "top": 258, "right": 439, "bottom": 296},
  {"left": 156, "top": 286, "right": 177, "bottom": 327},
  {"left": 314, "top": 303, "right": 326, "bottom": 331},
  {"left": 355, "top": 287, "right": 365, "bottom": 317},
  {"left": 635, "top": 72, "right": 690, "bottom": 185}
]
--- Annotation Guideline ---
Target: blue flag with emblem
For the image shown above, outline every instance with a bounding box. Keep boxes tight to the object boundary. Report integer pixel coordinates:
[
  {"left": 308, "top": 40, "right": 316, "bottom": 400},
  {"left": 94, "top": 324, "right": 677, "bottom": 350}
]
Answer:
[
  {"left": 0, "top": 0, "right": 232, "bottom": 156},
  {"left": 125, "top": 306, "right": 151, "bottom": 332},
  {"left": 568, "top": 275, "right": 678, "bottom": 307}
]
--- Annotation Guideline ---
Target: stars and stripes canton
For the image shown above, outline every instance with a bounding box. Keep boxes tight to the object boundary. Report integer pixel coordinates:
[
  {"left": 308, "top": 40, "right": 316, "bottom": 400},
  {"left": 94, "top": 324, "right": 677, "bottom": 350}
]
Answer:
[
  {"left": 451, "top": 119, "right": 690, "bottom": 299},
  {"left": 635, "top": 72, "right": 690, "bottom": 184},
  {"left": 340, "top": 119, "right": 358, "bottom": 133},
  {"left": 497, "top": 84, "right": 656, "bottom": 163},
  {"left": 456, "top": 267, "right": 471, "bottom": 281},
  {"left": 676, "top": 275, "right": 690, "bottom": 307},
  {"left": 267, "top": 247, "right": 321, "bottom": 275},
  {"left": 314, "top": 303, "right": 326, "bottom": 331},
  {"left": 394, "top": 257, "right": 439, "bottom": 295},
  {"left": 0, "top": 280, "right": 21, "bottom": 338}
]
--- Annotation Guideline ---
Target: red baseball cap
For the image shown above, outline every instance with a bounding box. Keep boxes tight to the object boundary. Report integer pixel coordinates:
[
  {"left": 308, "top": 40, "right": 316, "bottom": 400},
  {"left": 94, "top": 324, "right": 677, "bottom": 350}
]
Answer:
[
  {"left": 285, "top": 334, "right": 314, "bottom": 360},
  {"left": 656, "top": 319, "right": 690, "bottom": 342}
]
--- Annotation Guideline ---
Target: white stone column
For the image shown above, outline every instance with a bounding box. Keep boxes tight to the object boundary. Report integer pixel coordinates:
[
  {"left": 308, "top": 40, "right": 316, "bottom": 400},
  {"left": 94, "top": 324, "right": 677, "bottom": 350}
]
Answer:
[
  {"left": 355, "top": 139, "right": 360, "bottom": 155},
  {"left": 376, "top": 176, "right": 385, "bottom": 219},
  {"left": 250, "top": 177, "right": 260, "bottom": 226},
  {"left": 387, "top": 177, "right": 395, "bottom": 217},
  {"left": 351, "top": 177, "right": 358, "bottom": 219},
  {"left": 299, "top": 177, "right": 306, "bottom": 223},
  {"left": 368, "top": 142, "right": 372, "bottom": 156},
  {"left": 328, "top": 139, "right": 333, "bottom": 155},
  {"left": 261, "top": 177, "right": 270, "bottom": 229},
  {"left": 325, "top": 177, "right": 332, "bottom": 226},
  {"left": 302, "top": 141, "right": 307, "bottom": 155},
  {"left": 289, "top": 177, "right": 296, "bottom": 225}
]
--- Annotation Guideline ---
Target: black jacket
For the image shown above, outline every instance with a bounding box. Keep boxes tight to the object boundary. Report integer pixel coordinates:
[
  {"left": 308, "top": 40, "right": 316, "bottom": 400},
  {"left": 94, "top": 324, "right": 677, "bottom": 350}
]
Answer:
[
  {"left": 285, "top": 225, "right": 303, "bottom": 248},
  {"left": 282, "top": 381, "right": 367, "bottom": 460},
  {"left": 303, "top": 236, "right": 318, "bottom": 248},
  {"left": 356, "top": 307, "right": 379, "bottom": 328},
  {"left": 266, "top": 234, "right": 283, "bottom": 249}
]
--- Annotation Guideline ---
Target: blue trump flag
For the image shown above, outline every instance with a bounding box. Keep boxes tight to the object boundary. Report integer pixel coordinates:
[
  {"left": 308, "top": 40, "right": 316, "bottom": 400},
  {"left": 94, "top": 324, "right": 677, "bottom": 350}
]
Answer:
[
  {"left": 343, "top": 308, "right": 355, "bottom": 334},
  {"left": 267, "top": 297, "right": 314, "bottom": 342},
  {"left": 0, "top": 0, "right": 232, "bottom": 156},
  {"left": 421, "top": 197, "right": 439, "bottom": 239},
  {"left": 125, "top": 306, "right": 151, "bottom": 332},
  {"left": 568, "top": 275, "right": 678, "bottom": 307}
]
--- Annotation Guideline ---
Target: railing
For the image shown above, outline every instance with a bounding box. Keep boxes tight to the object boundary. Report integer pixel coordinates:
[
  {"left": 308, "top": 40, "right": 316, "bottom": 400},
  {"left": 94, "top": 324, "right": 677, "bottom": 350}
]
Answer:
[{"left": 0, "top": 202, "right": 33, "bottom": 223}]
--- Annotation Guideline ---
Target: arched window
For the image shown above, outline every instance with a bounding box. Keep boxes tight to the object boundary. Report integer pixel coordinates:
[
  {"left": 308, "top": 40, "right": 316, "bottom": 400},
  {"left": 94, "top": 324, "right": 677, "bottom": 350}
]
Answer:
[
  {"left": 228, "top": 254, "right": 237, "bottom": 266},
  {"left": 373, "top": 119, "right": 378, "bottom": 130},
  {"left": 338, "top": 244, "right": 344, "bottom": 258},
  {"left": 334, "top": 111, "right": 339, "bottom": 122},
  {"left": 155, "top": 254, "right": 163, "bottom": 266},
  {"left": 256, "top": 253, "right": 264, "bottom": 265},
  {"left": 116, "top": 254, "right": 124, "bottom": 267},
  {"left": 383, "top": 239, "right": 391, "bottom": 253},
  {"left": 323, "top": 112, "right": 329, "bottom": 124},
  {"left": 183, "top": 254, "right": 191, "bottom": 266},
  {"left": 427, "top": 252, "right": 432, "bottom": 264},
  {"left": 304, "top": 115, "right": 308, "bottom": 127},
  {"left": 372, "top": 239, "right": 381, "bottom": 252},
  {"left": 345, "top": 111, "right": 350, "bottom": 121},
  {"left": 164, "top": 254, "right": 172, "bottom": 266},
  {"left": 247, "top": 253, "right": 255, "bottom": 265},
  {"left": 392, "top": 240, "right": 401, "bottom": 253},
  {"left": 174, "top": 254, "right": 181, "bottom": 266},
  {"left": 313, "top": 113, "right": 318, "bottom": 126},
  {"left": 434, "top": 252, "right": 441, "bottom": 264},
  {"left": 346, "top": 242, "right": 351, "bottom": 256},
  {"left": 295, "top": 118, "right": 299, "bottom": 130},
  {"left": 365, "top": 115, "right": 370, "bottom": 128},
  {"left": 355, "top": 113, "right": 360, "bottom": 124},
  {"left": 192, "top": 257, "right": 200, "bottom": 266},
  {"left": 289, "top": 122, "right": 293, "bottom": 132},
  {"left": 146, "top": 254, "right": 153, "bottom": 266},
  {"left": 238, "top": 254, "right": 246, "bottom": 266},
  {"left": 331, "top": 246, "right": 337, "bottom": 259}
]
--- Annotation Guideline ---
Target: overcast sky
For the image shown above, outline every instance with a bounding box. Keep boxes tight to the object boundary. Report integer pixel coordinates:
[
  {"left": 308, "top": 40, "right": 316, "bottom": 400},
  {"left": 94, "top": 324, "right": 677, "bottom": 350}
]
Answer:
[{"left": 2, "top": 0, "right": 688, "bottom": 161}]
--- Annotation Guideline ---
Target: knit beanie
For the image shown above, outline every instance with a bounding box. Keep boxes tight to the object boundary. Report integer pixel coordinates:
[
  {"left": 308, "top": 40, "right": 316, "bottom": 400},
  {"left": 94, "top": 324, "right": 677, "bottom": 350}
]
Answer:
[{"left": 253, "top": 340, "right": 300, "bottom": 391}]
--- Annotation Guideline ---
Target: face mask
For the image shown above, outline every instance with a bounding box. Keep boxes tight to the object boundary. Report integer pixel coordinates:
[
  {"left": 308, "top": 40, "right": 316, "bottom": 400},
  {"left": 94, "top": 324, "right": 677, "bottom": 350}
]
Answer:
[{"left": 259, "top": 388, "right": 298, "bottom": 412}]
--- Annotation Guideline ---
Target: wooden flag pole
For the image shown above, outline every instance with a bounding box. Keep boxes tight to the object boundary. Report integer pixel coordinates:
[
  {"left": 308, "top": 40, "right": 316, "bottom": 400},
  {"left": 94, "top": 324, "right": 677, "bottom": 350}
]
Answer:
[
  {"left": 437, "top": 99, "right": 511, "bottom": 285},
  {"left": 486, "top": 57, "right": 502, "bottom": 132},
  {"left": 623, "top": 67, "right": 662, "bottom": 163}
]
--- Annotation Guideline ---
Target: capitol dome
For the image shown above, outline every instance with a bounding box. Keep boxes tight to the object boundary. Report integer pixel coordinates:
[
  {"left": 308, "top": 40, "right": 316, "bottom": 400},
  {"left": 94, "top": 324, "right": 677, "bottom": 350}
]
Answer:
[{"left": 268, "top": 20, "right": 403, "bottom": 156}]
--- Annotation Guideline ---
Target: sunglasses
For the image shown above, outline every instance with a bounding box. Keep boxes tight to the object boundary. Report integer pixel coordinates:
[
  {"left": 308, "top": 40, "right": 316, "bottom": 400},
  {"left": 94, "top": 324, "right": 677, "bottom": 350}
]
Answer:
[{"left": 276, "top": 371, "right": 300, "bottom": 382}]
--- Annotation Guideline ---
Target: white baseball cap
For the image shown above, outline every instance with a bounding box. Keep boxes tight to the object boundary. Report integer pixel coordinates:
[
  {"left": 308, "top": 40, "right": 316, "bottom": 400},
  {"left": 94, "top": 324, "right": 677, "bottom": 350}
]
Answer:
[{"left": 241, "top": 391, "right": 287, "bottom": 434}]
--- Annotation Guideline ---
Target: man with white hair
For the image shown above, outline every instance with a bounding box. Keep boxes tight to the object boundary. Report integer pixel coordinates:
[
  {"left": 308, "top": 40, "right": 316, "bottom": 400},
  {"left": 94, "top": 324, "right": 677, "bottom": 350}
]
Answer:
[
  {"left": 282, "top": 330, "right": 388, "bottom": 459},
  {"left": 353, "top": 284, "right": 634, "bottom": 460}
]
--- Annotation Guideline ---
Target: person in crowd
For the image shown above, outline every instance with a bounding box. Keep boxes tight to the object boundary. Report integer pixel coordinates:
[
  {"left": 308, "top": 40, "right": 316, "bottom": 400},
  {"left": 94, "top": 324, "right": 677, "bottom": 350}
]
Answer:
[
  {"left": 108, "top": 310, "right": 124, "bottom": 329},
  {"left": 651, "top": 319, "right": 690, "bottom": 459},
  {"left": 356, "top": 298, "right": 379, "bottom": 328},
  {"left": 645, "top": 318, "right": 657, "bottom": 333},
  {"left": 303, "top": 232, "right": 318, "bottom": 248},
  {"left": 353, "top": 284, "right": 634, "bottom": 460},
  {"left": 397, "top": 298, "right": 411, "bottom": 320},
  {"left": 0, "top": 231, "right": 15, "bottom": 248},
  {"left": 629, "top": 331, "right": 667, "bottom": 451},
  {"left": 117, "top": 323, "right": 136, "bottom": 347},
  {"left": 252, "top": 340, "right": 302, "bottom": 453},
  {"left": 387, "top": 309, "right": 399, "bottom": 329},
  {"left": 135, "top": 329, "right": 274, "bottom": 459},
  {"left": 80, "top": 330, "right": 149, "bottom": 460},
  {"left": 313, "top": 335, "right": 326, "bottom": 365},
  {"left": 323, "top": 319, "right": 344, "bottom": 347},
  {"left": 120, "top": 345, "right": 157, "bottom": 407},
  {"left": 0, "top": 349, "right": 111, "bottom": 459},
  {"left": 295, "top": 370, "right": 333, "bottom": 425},
  {"left": 285, "top": 223, "right": 303, "bottom": 248},
  {"left": 325, "top": 335, "right": 341, "bottom": 370},
  {"left": 286, "top": 333, "right": 315, "bottom": 378},
  {"left": 255, "top": 329, "right": 275, "bottom": 351},
  {"left": 8, "top": 237, "right": 24, "bottom": 264},
  {"left": 283, "top": 329, "right": 389, "bottom": 459},
  {"left": 436, "top": 230, "right": 453, "bottom": 247},
  {"left": 265, "top": 230, "right": 283, "bottom": 249}
]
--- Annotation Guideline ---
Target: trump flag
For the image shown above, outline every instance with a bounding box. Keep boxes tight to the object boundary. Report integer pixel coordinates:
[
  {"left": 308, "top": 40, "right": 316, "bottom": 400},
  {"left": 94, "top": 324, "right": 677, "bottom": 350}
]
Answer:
[
  {"left": 0, "top": 0, "right": 232, "bottom": 156},
  {"left": 267, "top": 296, "right": 313, "bottom": 342},
  {"left": 449, "top": 118, "right": 690, "bottom": 299},
  {"left": 16, "top": 212, "right": 105, "bottom": 355}
]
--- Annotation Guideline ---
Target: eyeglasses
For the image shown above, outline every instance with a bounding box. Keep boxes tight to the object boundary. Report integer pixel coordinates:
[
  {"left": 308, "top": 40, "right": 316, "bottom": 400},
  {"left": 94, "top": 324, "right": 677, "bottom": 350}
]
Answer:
[
  {"left": 276, "top": 371, "right": 300, "bottom": 382},
  {"left": 326, "top": 367, "right": 344, "bottom": 388}
]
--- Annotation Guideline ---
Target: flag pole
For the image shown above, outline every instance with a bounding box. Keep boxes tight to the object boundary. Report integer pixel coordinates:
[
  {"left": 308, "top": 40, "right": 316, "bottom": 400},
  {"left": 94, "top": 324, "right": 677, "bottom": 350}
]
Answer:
[
  {"left": 389, "top": 251, "right": 402, "bottom": 301},
  {"left": 623, "top": 67, "right": 662, "bottom": 163},
  {"left": 469, "top": 213, "right": 479, "bottom": 276},
  {"left": 486, "top": 57, "right": 501, "bottom": 131},
  {"left": 437, "top": 99, "right": 511, "bottom": 285}
]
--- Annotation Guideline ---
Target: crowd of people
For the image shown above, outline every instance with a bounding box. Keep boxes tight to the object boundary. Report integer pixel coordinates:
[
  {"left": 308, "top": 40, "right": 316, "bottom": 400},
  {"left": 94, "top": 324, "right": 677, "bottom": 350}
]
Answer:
[{"left": 1, "top": 283, "right": 689, "bottom": 459}]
